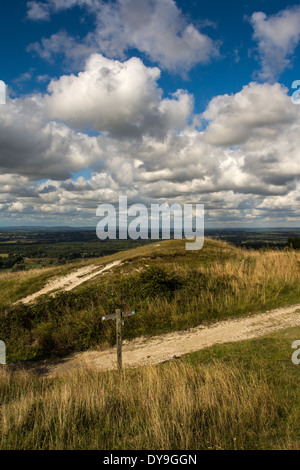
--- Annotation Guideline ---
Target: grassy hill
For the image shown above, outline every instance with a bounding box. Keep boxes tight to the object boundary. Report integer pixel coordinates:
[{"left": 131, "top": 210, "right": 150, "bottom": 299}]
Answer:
[
  {"left": 1, "top": 326, "right": 299, "bottom": 450},
  {"left": 1, "top": 238, "right": 300, "bottom": 362}
]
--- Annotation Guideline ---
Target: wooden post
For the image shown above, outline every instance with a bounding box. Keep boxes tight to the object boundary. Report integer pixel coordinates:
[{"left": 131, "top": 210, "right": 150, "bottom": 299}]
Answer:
[
  {"left": 102, "top": 309, "right": 135, "bottom": 372},
  {"left": 0, "top": 340, "right": 6, "bottom": 365},
  {"left": 115, "top": 309, "right": 122, "bottom": 372}
]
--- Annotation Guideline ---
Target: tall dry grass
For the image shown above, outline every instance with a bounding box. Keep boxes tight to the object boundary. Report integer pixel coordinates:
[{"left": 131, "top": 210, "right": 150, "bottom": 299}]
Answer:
[
  {"left": 0, "top": 360, "right": 294, "bottom": 450},
  {"left": 140, "top": 248, "right": 300, "bottom": 332},
  {"left": 199, "top": 249, "right": 300, "bottom": 307},
  {"left": 0, "top": 266, "right": 68, "bottom": 307}
]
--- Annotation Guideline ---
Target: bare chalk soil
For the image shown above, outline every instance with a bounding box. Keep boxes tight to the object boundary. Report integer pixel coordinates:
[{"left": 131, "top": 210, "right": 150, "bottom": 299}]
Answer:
[
  {"left": 27, "top": 303, "right": 300, "bottom": 377},
  {"left": 16, "top": 260, "right": 122, "bottom": 305}
]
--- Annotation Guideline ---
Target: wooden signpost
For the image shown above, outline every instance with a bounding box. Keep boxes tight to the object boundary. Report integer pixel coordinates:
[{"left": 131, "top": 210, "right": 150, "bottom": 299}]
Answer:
[{"left": 102, "top": 309, "right": 135, "bottom": 371}]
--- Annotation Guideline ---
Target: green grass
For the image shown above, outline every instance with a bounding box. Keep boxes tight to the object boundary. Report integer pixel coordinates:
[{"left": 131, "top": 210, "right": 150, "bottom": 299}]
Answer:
[
  {"left": 0, "top": 238, "right": 236, "bottom": 307},
  {"left": 1, "top": 238, "right": 300, "bottom": 363},
  {"left": 1, "top": 327, "right": 299, "bottom": 450}
]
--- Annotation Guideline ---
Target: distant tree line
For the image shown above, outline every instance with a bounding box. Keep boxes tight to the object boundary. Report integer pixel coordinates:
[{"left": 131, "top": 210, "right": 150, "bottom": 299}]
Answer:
[{"left": 0, "top": 255, "right": 24, "bottom": 270}]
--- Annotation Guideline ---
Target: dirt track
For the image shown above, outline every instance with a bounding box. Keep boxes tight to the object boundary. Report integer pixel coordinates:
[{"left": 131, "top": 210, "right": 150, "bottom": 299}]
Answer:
[
  {"left": 31, "top": 303, "right": 300, "bottom": 377},
  {"left": 17, "top": 260, "right": 122, "bottom": 305},
  {"left": 13, "top": 261, "right": 300, "bottom": 376}
]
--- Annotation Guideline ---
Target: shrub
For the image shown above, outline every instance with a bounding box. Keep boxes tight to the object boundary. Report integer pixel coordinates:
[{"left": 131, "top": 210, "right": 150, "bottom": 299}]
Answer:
[
  {"left": 287, "top": 237, "right": 300, "bottom": 249},
  {"left": 121, "top": 266, "right": 182, "bottom": 301}
]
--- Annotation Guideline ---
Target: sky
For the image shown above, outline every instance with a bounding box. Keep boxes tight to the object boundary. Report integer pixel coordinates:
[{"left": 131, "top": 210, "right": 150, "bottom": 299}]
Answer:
[{"left": 0, "top": 0, "right": 300, "bottom": 228}]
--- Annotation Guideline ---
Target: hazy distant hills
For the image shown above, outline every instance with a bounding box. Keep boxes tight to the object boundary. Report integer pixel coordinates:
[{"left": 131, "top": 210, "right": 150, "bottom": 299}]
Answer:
[
  {"left": 0, "top": 226, "right": 299, "bottom": 232},
  {"left": 0, "top": 226, "right": 95, "bottom": 232}
]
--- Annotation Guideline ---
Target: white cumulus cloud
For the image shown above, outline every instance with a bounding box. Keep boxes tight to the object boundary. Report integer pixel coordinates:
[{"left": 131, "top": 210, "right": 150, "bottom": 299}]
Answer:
[
  {"left": 250, "top": 6, "right": 300, "bottom": 81},
  {"left": 46, "top": 54, "right": 194, "bottom": 138},
  {"left": 27, "top": 0, "right": 220, "bottom": 73},
  {"left": 0, "top": 94, "right": 103, "bottom": 180}
]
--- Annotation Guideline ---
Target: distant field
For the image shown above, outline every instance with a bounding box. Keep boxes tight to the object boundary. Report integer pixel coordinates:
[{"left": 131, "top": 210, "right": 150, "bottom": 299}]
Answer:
[
  {"left": 1, "top": 238, "right": 300, "bottom": 363},
  {"left": 0, "top": 228, "right": 299, "bottom": 273},
  {"left": 0, "top": 230, "right": 157, "bottom": 271},
  {"left": 1, "top": 327, "right": 299, "bottom": 450}
]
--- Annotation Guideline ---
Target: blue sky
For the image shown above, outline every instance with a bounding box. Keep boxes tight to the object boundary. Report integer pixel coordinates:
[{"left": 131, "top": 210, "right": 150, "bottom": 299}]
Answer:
[
  {"left": 0, "top": 0, "right": 300, "bottom": 227},
  {"left": 3, "top": 1, "right": 300, "bottom": 110}
]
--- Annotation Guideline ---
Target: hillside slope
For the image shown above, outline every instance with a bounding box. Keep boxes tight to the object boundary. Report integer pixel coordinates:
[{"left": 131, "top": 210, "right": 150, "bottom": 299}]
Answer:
[
  {"left": 1, "top": 238, "right": 300, "bottom": 363},
  {"left": 26, "top": 303, "right": 300, "bottom": 376},
  {"left": 2, "top": 326, "right": 300, "bottom": 450}
]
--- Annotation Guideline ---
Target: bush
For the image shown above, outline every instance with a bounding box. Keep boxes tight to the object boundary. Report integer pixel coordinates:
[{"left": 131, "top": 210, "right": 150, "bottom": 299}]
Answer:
[
  {"left": 121, "top": 266, "right": 182, "bottom": 301},
  {"left": 11, "top": 263, "right": 26, "bottom": 272},
  {"left": 287, "top": 237, "right": 300, "bottom": 249}
]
